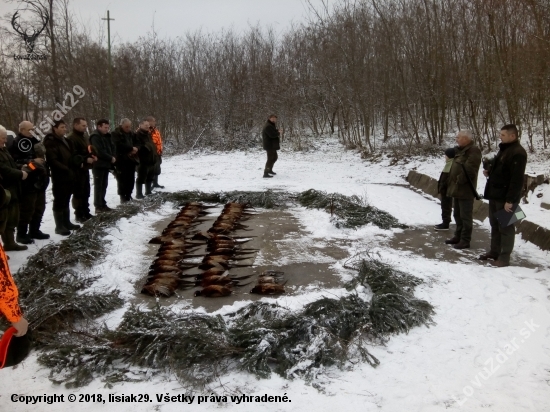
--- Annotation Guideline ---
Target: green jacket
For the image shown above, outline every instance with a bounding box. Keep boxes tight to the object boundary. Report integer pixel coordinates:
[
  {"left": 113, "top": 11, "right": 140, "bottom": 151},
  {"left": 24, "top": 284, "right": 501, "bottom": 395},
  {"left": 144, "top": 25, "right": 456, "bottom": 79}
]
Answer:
[
  {"left": 0, "top": 148, "right": 23, "bottom": 202},
  {"left": 438, "top": 158, "right": 453, "bottom": 195},
  {"left": 446, "top": 141, "right": 482, "bottom": 199}
]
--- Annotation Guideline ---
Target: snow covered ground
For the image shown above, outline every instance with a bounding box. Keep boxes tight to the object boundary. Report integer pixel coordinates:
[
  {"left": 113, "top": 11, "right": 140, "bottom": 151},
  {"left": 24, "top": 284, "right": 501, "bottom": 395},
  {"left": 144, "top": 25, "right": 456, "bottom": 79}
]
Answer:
[{"left": 2, "top": 137, "right": 549, "bottom": 412}]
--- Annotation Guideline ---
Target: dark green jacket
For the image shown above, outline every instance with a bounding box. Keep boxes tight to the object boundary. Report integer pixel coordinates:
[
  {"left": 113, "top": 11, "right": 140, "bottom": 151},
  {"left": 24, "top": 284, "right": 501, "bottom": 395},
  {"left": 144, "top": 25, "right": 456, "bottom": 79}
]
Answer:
[
  {"left": 446, "top": 141, "right": 482, "bottom": 199},
  {"left": 0, "top": 147, "right": 23, "bottom": 202},
  {"left": 43, "top": 133, "right": 79, "bottom": 185},
  {"left": 262, "top": 121, "right": 280, "bottom": 151},
  {"left": 90, "top": 130, "right": 115, "bottom": 169},
  {"left": 483, "top": 140, "right": 527, "bottom": 203},
  {"left": 437, "top": 158, "right": 453, "bottom": 195},
  {"left": 67, "top": 130, "right": 92, "bottom": 172},
  {"left": 134, "top": 129, "right": 157, "bottom": 165}
]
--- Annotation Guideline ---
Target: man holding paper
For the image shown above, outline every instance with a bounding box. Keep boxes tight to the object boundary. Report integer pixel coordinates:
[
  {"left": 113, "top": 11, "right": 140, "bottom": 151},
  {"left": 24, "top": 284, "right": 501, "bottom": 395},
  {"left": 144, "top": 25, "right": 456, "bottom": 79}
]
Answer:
[{"left": 480, "top": 124, "right": 527, "bottom": 268}]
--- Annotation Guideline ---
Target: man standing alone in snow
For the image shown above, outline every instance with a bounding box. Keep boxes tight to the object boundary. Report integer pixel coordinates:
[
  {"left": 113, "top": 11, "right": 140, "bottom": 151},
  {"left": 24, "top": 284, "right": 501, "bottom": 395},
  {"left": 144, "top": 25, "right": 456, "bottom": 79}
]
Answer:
[{"left": 261, "top": 115, "right": 281, "bottom": 178}]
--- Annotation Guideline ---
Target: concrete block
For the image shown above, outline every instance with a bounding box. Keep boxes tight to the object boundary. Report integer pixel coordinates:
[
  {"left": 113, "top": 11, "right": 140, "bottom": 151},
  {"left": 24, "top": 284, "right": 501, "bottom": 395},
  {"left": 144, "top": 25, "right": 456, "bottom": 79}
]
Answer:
[{"left": 406, "top": 170, "right": 549, "bottom": 251}]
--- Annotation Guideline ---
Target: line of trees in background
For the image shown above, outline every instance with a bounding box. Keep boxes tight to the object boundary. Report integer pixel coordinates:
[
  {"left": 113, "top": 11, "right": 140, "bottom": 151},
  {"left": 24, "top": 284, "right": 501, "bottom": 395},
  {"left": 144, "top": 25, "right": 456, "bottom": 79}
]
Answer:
[{"left": 1, "top": 0, "right": 549, "bottom": 153}]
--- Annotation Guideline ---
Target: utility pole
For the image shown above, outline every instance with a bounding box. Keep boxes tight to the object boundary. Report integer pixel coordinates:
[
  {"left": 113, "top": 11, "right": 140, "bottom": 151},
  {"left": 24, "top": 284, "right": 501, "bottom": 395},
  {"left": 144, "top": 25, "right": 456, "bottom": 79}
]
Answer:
[{"left": 102, "top": 10, "right": 115, "bottom": 127}]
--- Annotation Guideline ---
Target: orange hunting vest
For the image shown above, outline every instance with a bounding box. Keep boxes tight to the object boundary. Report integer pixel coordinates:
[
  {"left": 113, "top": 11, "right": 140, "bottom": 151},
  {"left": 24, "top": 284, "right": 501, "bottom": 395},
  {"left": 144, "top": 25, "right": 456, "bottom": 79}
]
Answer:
[
  {"left": 0, "top": 244, "right": 22, "bottom": 323},
  {"left": 150, "top": 127, "right": 162, "bottom": 155}
]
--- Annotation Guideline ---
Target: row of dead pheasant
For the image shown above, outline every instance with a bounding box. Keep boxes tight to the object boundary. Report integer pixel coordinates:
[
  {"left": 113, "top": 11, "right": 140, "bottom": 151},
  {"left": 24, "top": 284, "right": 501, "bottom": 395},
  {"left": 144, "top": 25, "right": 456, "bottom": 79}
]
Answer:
[{"left": 141, "top": 202, "right": 286, "bottom": 297}]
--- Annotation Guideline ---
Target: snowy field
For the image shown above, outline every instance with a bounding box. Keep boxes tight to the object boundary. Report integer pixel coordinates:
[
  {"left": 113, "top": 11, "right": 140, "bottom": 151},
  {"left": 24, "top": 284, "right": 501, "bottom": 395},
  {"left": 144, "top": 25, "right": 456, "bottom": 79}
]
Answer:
[{"left": 2, "top": 138, "right": 549, "bottom": 412}]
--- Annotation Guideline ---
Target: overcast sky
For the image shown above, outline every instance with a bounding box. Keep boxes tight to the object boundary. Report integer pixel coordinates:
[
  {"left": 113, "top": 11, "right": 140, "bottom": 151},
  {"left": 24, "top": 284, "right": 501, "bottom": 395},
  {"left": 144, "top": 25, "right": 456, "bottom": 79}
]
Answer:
[{"left": 1, "top": 0, "right": 331, "bottom": 45}]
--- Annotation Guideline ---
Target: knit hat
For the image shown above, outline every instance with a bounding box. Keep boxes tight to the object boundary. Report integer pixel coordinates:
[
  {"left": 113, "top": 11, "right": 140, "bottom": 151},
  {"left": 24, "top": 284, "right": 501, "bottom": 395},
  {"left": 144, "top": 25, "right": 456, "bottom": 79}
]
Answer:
[{"left": 445, "top": 148, "right": 456, "bottom": 158}]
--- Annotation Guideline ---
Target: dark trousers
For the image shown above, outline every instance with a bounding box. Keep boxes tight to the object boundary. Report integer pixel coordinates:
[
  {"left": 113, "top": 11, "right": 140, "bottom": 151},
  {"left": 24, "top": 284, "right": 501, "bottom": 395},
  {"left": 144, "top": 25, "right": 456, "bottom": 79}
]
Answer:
[
  {"left": 19, "top": 189, "right": 46, "bottom": 227},
  {"left": 137, "top": 163, "right": 154, "bottom": 185},
  {"left": 154, "top": 156, "right": 162, "bottom": 176},
  {"left": 72, "top": 170, "right": 91, "bottom": 217},
  {"left": 265, "top": 150, "right": 278, "bottom": 171},
  {"left": 92, "top": 168, "right": 110, "bottom": 208},
  {"left": 441, "top": 195, "right": 453, "bottom": 224},
  {"left": 453, "top": 198, "right": 474, "bottom": 243},
  {"left": 0, "top": 202, "right": 20, "bottom": 235},
  {"left": 117, "top": 164, "right": 136, "bottom": 198},
  {"left": 488, "top": 200, "right": 516, "bottom": 264},
  {"left": 52, "top": 183, "right": 73, "bottom": 212}
]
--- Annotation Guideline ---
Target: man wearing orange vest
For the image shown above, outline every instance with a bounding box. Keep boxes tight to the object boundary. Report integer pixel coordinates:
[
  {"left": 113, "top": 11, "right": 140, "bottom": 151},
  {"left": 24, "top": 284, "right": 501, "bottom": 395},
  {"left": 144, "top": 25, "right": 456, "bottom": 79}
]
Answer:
[
  {"left": 147, "top": 116, "right": 164, "bottom": 189},
  {"left": 0, "top": 243, "right": 29, "bottom": 337}
]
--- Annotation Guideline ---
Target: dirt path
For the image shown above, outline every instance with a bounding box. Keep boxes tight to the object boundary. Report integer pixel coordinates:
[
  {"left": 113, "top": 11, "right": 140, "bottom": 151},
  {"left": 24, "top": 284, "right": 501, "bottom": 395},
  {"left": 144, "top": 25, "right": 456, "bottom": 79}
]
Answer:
[
  {"left": 134, "top": 207, "right": 350, "bottom": 312},
  {"left": 386, "top": 224, "right": 540, "bottom": 269}
]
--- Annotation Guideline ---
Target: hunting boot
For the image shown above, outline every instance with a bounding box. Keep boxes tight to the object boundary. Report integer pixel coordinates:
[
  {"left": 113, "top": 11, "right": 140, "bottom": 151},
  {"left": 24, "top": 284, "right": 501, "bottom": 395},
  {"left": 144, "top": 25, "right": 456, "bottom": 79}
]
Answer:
[
  {"left": 152, "top": 176, "right": 164, "bottom": 189},
  {"left": 145, "top": 181, "right": 153, "bottom": 196},
  {"left": 489, "top": 260, "right": 509, "bottom": 268},
  {"left": 16, "top": 224, "right": 34, "bottom": 244},
  {"left": 263, "top": 170, "right": 273, "bottom": 178},
  {"left": 53, "top": 210, "right": 70, "bottom": 236},
  {"left": 64, "top": 207, "right": 81, "bottom": 230},
  {"left": 2, "top": 228, "right": 28, "bottom": 251},
  {"left": 28, "top": 220, "right": 50, "bottom": 239},
  {"left": 479, "top": 251, "right": 499, "bottom": 261},
  {"left": 453, "top": 240, "right": 470, "bottom": 249},
  {"left": 136, "top": 184, "right": 144, "bottom": 199},
  {"left": 268, "top": 168, "right": 276, "bottom": 175},
  {"left": 434, "top": 222, "right": 450, "bottom": 230},
  {"left": 75, "top": 213, "right": 88, "bottom": 223}
]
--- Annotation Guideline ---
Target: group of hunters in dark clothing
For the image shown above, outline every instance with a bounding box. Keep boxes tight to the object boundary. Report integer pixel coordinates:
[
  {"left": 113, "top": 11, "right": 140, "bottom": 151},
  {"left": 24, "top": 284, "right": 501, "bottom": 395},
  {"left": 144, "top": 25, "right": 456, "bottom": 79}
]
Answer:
[
  {"left": 436, "top": 124, "right": 528, "bottom": 268},
  {"left": 1, "top": 114, "right": 527, "bottom": 268},
  {"left": 0, "top": 116, "right": 536, "bottom": 341},
  {"left": 0, "top": 116, "right": 164, "bottom": 249}
]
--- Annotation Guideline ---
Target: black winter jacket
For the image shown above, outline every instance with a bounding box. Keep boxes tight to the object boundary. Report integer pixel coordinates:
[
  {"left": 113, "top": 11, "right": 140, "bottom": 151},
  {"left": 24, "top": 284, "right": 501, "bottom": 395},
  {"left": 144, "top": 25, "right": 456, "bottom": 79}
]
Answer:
[
  {"left": 90, "top": 130, "right": 115, "bottom": 170},
  {"left": 43, "top": 133, "right": 79, "bottom": 185},
  {"left": 134, "top": 129, "right": 157, "bottom": 165},
  {"left": 483, "top": 140, "right": 527, "bottom": 204},
  {"left": 262, "top": 121, "right": 280, "bottom": 151},
  {"left": 67, "top": 130, "right": 93, "bottom": 172},
  {"left": 111, "top": 126, "right": 137, "bottom": 167},
  {"left": 9, "top": 133, "right": 39, "bottom": 163},
  {"left": 9, "top": 134, "right": 48, "bottom": 193}
]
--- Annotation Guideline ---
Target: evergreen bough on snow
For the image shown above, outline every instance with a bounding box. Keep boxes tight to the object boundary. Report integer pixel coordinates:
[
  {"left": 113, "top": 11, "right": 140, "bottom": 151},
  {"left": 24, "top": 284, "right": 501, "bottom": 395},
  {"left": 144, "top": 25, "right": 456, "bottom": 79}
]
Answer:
[
  {"left": 297, "top": 189, "right": 407, "bottom": 229},
  {"left": 5, "top": 189, "right": 432, "bottom": 389}
]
